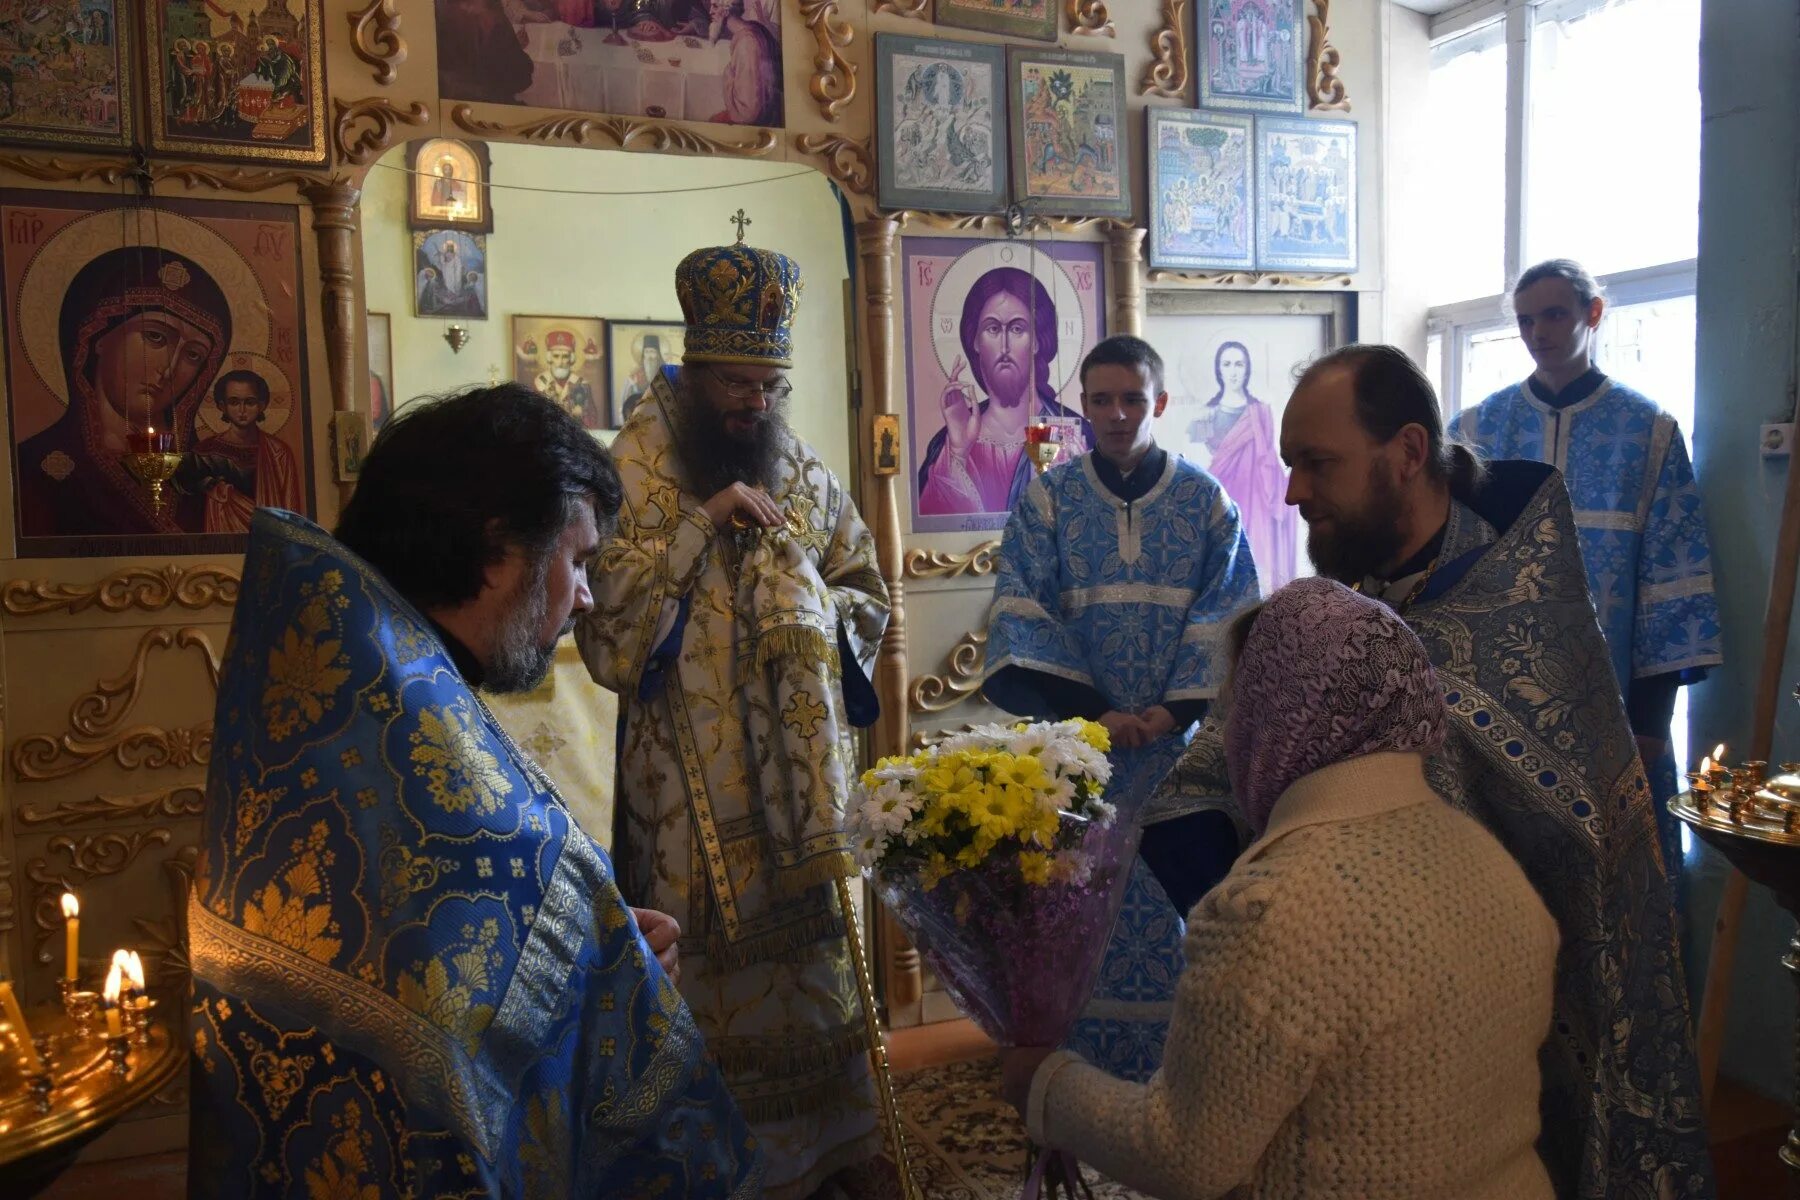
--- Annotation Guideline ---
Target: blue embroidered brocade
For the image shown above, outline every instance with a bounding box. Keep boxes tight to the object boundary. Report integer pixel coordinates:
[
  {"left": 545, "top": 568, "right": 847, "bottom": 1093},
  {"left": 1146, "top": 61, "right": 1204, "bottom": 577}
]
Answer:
[{"left": 188, "top": 509, "right": 762, "bottom": 1199}]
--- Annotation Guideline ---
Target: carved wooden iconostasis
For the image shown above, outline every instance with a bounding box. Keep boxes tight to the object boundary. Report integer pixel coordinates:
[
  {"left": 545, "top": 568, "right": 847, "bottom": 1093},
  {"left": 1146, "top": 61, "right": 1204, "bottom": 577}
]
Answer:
[{"left": 0, "top": 0, "right": 1385, "bottom": 1155}]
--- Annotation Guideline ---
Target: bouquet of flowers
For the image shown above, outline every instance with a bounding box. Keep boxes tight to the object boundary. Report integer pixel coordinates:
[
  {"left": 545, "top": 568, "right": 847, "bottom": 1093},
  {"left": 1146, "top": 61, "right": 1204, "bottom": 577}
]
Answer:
[{"left": 848, "top": 718, "right": 1137, "bottom": 1048}]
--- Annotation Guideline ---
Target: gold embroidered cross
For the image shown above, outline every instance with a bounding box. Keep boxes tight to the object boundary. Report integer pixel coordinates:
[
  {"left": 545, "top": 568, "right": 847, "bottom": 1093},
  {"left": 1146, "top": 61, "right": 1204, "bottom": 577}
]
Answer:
[{"left": 730, "top": 208, "right": 752, "bottom": 244}]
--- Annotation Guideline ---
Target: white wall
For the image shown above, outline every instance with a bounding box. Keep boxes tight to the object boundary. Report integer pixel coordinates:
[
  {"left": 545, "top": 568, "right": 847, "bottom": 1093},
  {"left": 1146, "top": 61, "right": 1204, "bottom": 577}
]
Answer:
[
  {"left": 1689, "top": 0, "right": 1800, "bottom": 1105},
  {"left": 1376, "top": 1, "right": 1434, "bottom": 358},
  {"left": 360, "top": 143, "right": 854, "bottom": 479}
]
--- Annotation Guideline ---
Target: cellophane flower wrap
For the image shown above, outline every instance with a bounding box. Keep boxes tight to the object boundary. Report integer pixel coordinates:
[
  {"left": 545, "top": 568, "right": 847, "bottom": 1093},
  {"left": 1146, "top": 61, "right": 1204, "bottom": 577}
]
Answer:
[{"left": 849, "top": 718, "right": 1136, "bottom": 1046}]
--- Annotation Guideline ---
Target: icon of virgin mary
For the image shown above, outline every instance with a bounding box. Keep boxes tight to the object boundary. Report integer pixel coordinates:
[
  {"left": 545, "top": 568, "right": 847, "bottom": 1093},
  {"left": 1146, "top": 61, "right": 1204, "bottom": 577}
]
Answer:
[{"left": 15, "top": 244, "right": 232, "bottom": 539}]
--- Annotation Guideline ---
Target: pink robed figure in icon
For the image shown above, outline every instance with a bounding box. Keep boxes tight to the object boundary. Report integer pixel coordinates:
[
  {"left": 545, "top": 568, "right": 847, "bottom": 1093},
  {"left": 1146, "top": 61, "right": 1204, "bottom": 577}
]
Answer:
[{"left": 1192, "top": 341, "right": 1296, "bottom": 594}]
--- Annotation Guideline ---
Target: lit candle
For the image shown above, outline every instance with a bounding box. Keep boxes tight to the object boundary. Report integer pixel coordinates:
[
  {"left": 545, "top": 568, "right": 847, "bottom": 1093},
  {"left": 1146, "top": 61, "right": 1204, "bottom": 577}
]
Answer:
[
  {"left": 0, "top": 979, "right": 45, "bottom": 1072},
  {"left": 111, "top": 949, "right": 133, "bottom": 1003},
  {"left": 125, "top": 951, "right": 145, "bottom": 997},
  {"left": 103, "top": 963, "right": 123, "bottom": 1038},
  {"left": 61, "top": 893, "right": 79, "bottom": 983}
]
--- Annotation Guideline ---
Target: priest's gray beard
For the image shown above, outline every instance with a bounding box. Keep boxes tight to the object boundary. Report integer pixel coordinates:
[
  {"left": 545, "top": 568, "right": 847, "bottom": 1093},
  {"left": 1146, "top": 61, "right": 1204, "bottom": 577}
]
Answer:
[
  {"left": 484, "top": 552, "right": 567, "bottom": 694},
  {"left": 670, "top": 375, "right": 791, "bottom": 498}
]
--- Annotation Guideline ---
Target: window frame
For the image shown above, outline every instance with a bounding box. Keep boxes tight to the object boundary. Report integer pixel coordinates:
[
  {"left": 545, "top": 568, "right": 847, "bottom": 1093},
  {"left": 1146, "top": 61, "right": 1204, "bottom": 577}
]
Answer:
[{"left": 1423, "top": 0, "right": 1698, "bottom": 413}]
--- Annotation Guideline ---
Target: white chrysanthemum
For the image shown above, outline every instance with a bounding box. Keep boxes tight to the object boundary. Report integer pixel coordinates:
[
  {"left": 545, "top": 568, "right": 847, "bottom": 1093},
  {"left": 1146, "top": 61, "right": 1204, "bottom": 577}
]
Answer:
[
  {"left": 870, "top": 760, "right": 921, "bottom": 784},
  {"left": 852, "top": 829, "right": 889, "bottom": 867},
  {"left": 1049, "top": 851, "right": 1094, "bottom": 888}
]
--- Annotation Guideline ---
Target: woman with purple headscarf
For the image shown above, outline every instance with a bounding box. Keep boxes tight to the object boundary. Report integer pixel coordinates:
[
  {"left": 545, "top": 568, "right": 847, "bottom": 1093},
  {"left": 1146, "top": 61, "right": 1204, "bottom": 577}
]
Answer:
[{"left": 999, "top": 578, "right": 1559, "bottom": 1200}]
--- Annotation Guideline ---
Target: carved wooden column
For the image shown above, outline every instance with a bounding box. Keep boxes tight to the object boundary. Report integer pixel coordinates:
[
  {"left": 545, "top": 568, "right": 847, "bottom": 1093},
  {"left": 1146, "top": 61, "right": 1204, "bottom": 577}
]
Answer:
[
  {"left": 301, "top": 179, "right": 363, "bottom": 509},
  {"left": 1108, "top": 224, "right": 1147, "bottom": 338},
  {"left": 855, "top": 215, "right": 923, "bottom": 1012}
]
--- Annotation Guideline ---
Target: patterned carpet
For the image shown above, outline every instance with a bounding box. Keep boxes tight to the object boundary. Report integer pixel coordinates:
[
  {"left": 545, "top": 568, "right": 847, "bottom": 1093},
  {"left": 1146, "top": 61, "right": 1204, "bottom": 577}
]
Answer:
[{"left": 891, "top": 1057, "right": 1149, "bottom": 1199}]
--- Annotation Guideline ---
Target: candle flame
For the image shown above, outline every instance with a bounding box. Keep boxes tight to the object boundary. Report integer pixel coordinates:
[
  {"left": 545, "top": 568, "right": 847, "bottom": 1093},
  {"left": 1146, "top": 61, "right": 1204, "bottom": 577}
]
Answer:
[
  {"left": 61, "top": 892, "right": 78, "bottom": 919},
  {"left": 1712, "top": 743, "right": 1727, "bottom": 763},
  {"left": 104, "top": 962, "right": 121, "bottom": 1005},
  {"left": 111, "top": 948, "right": 131, "bottom": 974},
  {"left": 125, "top": 951, "right": 145, "bottom": 992},
  {"left": 1698, "top": 757, "right": 1714, "bottom": 775}
]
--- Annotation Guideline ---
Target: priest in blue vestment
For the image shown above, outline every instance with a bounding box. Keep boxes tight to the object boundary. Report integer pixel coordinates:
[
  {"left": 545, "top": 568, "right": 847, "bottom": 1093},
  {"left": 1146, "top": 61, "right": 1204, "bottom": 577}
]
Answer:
[
  {"left": 1157, "top": 344, "right": 1714, "bottom": 1200},
  {"left": 187, "top": 384, "right": 763, "bottom": 1198},
  {"left": 983, "top": 334, "right": 1260, "bottom": 1081},
  {"left": 1451, "top": 259, "right": 1722, "bottom": 893}
]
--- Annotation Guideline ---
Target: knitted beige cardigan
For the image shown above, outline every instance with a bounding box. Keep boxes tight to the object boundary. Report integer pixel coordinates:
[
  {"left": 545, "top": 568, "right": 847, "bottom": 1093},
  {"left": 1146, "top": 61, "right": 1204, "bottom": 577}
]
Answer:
[{"left": 1028, "top": 751, "right": 1560, "bottom": 1200}]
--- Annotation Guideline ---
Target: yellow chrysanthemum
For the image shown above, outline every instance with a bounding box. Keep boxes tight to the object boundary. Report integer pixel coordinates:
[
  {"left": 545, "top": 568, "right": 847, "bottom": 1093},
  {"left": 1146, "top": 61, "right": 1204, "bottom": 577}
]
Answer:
[{"left": 1018, "top": 851, "right": 1053, "bottom": 885}]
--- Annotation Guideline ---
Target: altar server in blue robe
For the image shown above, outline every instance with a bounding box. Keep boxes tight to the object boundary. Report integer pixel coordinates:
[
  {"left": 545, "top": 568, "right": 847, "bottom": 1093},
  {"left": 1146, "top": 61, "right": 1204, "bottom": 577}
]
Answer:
[
  {"left": 983, "top": 334, "right": 1260, "bottom": 1081},
  {"left": 188, "top": 384, "right": 763, "bottom": 1199},
  {"left": 1452, "top": 259, "right": 1722, "bottom": 890}
]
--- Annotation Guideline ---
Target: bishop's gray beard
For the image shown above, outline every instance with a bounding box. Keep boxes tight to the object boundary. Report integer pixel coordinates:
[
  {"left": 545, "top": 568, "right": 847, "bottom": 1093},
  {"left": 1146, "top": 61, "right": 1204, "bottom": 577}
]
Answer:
[
  {"left": 483, "top": 552, "right": 564, "bottom": 695},
  {"left": 670, "top": 375, "right": 791, "bottom": 497}
]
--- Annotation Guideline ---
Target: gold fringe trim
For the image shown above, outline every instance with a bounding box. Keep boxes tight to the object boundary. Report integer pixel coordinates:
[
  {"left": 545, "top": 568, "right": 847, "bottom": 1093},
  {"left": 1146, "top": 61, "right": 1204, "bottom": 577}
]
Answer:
[
  {"left": 753, "top": 624, "right": 838, "bottom": 674},
  {"left": 707, "top": 906, "right": 844, "bottom": 971},
  {"left": 774, "top": 849, "right": 855, "bottom": 898},
  {"left": 709, "top": 1021, "right": 870, "bottom": 1076},
  {"left": 721, "top": 834, "right": 768, "bottom": 882},
  {"left": 732, "top": 1069, "right": 868, "bottom": 1125}
]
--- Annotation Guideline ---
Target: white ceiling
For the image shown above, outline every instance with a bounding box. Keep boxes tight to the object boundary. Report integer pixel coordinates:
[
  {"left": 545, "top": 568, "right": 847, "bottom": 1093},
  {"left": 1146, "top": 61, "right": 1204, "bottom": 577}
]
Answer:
[{"left": 1393, "top": 0, "right": 1470, "bottom": 13}]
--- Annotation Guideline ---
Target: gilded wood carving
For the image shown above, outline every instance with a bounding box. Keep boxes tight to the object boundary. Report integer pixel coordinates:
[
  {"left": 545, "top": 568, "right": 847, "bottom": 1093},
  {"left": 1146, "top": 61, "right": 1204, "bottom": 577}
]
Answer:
[
  {"left": 0, "top": 849, "right": 13, "bottom": 939},
  {"left": 795, "top": 134, "right": 874, "bottom": 196},
  {"left": 2, "top": 565, "right": 240, "bottom": 618},
  {"left": 451, "top": 105, "right": 779, "bottom": 157},
  {"left": 299, "top": 180, "right": 364, "bottom": 513},
  {"left": 332, "top": 96, "right": 431, "bottom": 167},
  {"left": 872, "top": 0, "right": 930, "bottom": 17},
  {"left": 1067, "top": 0, "right": 1115, "bottom": 37},
  {"left": 909, "top": 629, "right": 989, "bottom": 714},
  {"left": 854, "top": 216, "right": 922, "bottom": 1012},
  {"left": 855, "top": 218, "right": 908, "bottom": 765},
  {"left": 62, "top": 629, "right": 223, "bottom": 739},
  {"left": 890, "top": 209, "right": 1134, "bottom": 235},
  {"left": 19, "top": 786, "right": 207, "bottom": 829},
  {"left": 27, "top": 829, "right": 175, "bottom": 964},
  {"left": 0, "top": 154, "right": 136, "bottom": 186},
  {"left": 902, "top": 542, "right": 1001, "bottom": 579},
  {"left": 348, "top": 0, "right": 408, "bottom": 87},
  {"left": 134, "top": 847, "right": 200, "bottom": 988},
  {"left": 1146, "top": 268, "right": 1354, "bottom": 288},
  {"left": 1308, "top": 0, "right": 1352, "bottom": 112},
  {"left": 12, "top": 726, "right": 211, "bottom": 783},
  {"left": 1108, "top": 225, "right": 1147, "bottom": 337},
  {"left": 1143, "top": 0, "right": 1192, "bottom": 99},
  {"left": 799, "top": 0, "right": 859, "bottom": 124},
  {"left": 10, "top": 626, "right": 220, "bottom": 783},
  {"left": 0, "top": 155, "right": 333, "bottom": 195}
]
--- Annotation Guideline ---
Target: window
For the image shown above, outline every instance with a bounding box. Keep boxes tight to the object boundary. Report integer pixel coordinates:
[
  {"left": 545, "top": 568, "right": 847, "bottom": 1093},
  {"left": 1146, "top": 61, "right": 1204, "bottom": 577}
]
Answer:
[
  {"left": 1426, "top": 0, "right": 1701, "bottom": 415},
  {"left": 1526, "top": 0, "right": 1700, "bottom": 275},
  {"left": 1423, "top": 0, "right": 1702, "bottom": 777},
  {"left": 1422, "top": 25, "right": 1509, "bottom": 305}
]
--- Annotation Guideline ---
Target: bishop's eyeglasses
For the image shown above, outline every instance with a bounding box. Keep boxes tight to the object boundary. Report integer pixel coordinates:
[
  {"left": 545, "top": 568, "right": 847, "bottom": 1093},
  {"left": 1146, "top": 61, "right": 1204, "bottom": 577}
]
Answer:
[{"left": 708, "top": 366, "right": 793, "bottom": 402}]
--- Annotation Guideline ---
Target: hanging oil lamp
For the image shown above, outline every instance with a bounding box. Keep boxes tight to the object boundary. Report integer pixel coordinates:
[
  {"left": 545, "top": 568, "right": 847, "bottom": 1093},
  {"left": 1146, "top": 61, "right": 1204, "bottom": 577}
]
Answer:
[{"left": 123, "top": 423, "right": 182, "bottom": 515}]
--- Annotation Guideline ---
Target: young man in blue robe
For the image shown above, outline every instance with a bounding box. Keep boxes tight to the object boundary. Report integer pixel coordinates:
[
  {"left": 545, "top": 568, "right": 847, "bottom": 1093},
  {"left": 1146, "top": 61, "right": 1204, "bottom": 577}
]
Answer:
[
  {"left": 188, "top": 385, "right": 763, "bottom": 1198},
  {"left": 983, "top": 334, "right": 1260, "bottom": 1081},
  {"left": 1452, "top": 259, "right": 1722, "bottom": 893},
  {"left": 1159, "top": 345, "right": 1714, "bottom": 1200}
]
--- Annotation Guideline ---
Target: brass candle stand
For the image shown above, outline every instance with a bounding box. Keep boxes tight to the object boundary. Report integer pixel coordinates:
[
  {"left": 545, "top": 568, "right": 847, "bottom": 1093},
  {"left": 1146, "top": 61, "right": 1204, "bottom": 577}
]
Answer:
[
  {"left": 1671, "top": 748, "right": 1800, "bottom": 1174},
  {"left": 0, "top": 987, "right": 183, "bottom": 1194}
]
